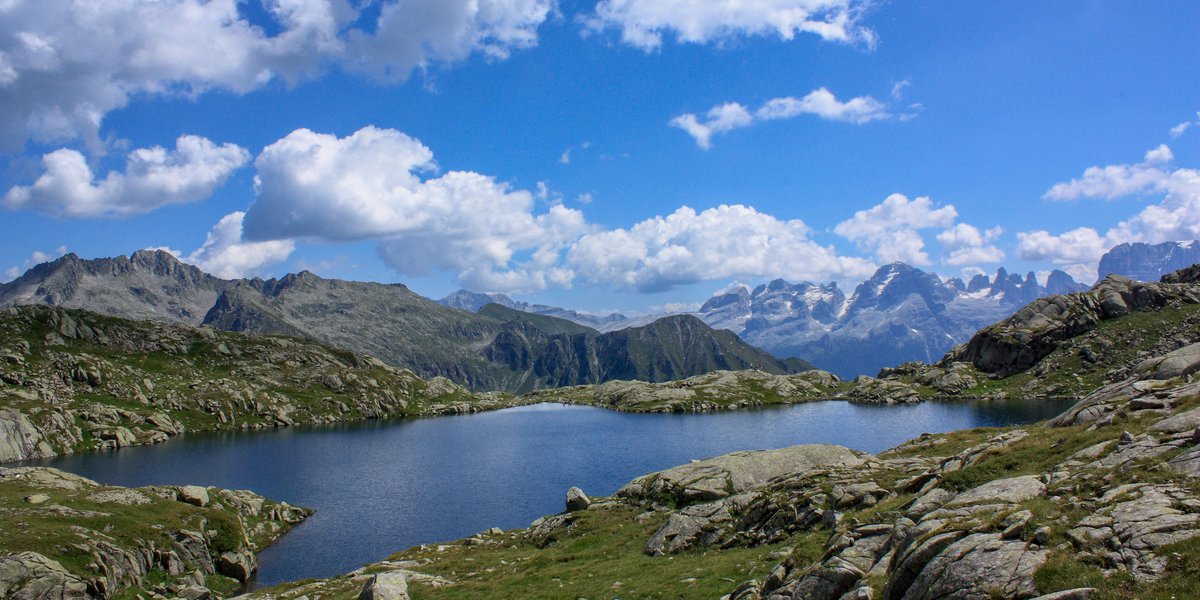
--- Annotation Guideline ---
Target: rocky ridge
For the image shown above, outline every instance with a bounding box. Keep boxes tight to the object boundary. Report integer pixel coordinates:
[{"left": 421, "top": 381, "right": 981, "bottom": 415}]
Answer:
[
  {"left": 0, "top": 466, "right": 308, "bottom": 599},
  {"left": 0, "top": 252, "right": 799, "bottom": 393},
  {"left": 0, "top": 304, "right": 521, "bottom": 463}
]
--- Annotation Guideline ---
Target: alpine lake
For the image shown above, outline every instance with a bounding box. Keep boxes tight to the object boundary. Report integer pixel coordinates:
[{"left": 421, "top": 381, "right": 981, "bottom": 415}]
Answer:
[{"left": 26, "top": 398, "right": 1075, "bottom": 587}]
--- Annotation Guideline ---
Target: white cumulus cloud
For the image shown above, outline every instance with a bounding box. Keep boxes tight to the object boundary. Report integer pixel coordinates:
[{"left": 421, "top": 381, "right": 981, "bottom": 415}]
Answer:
[
  {"left": 584, "top": 0, "right": 875, "bottom": 51},
  {"left": 756, "top": 88, "right": 889, "bottom": 123},
  {"left": 243, "top": 126, "right": 588, "bottom": 293},
  {"left": 3, "top": 135, "right": 249, "bottom": 218},
  {"left": 0, "top": 0, "right": 554, "bottom": 150},
  {"left": 343, "top": 0, "right": 554, "bottom": 81},
  {"left": 184, "top": 211, "right": 295, "bottom": 279},
  {"left": 1020, "top": 147, "right": 1200, "bottom": 282},
  {"left": 937, "top": 223, "right": 1005, "bottom": 266},
  {"left": 834, "top": 194, "right": 958, "bottom": 265},
  {"left": 672, "top": 87, "right": 889, "bottom": 149},
  {"left": 669, "top": 102, "right": 753, "bottom": 150},
  {"left": 1043, "top": 145, "right": 1174, "bottom": 201},
  {"left": 567, "top": 204, "right": 876, "bottom": 293}
]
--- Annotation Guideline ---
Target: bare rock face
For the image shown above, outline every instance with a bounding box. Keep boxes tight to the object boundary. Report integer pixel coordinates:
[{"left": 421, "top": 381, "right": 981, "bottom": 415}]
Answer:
[
  {"left": 899, "top": 533, "right": 1048, "bottom": 600},
  {"left": 1136, "top": 342, "right": 1200, "bottom": 380},
  {"left": 0, "top": 409, "right": 56, "bottom": 463}
]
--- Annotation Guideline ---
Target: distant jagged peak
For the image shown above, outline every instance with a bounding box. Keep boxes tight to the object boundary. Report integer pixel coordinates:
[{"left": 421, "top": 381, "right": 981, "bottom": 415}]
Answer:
[
  {"left": 1098, "top": 239, "right": 1200, "bottom": 283},
  {"left": 966, "top": 272, "right": 991, "bottom": 293},
  {"left": 439, "top": 289, "right": 523, "bottom": 312},
  {"left": 3, "top": 249, "right": 224, "bottom": 292}
]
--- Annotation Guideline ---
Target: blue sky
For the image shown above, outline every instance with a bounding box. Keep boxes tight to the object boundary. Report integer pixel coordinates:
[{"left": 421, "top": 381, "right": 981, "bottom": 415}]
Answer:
[{"left": 1, "top": 0, "right": 1198, "bottom": 313}]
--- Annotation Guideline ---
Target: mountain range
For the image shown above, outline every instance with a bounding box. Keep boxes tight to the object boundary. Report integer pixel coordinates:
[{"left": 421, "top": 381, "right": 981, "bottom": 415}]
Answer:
[
  {"left": 441, "top": 243, "right": 1200, "bottom": 378},
  {"left": 0, "top": 250, "right": 806, "bottom": 393},
  {"left": 445, "top": 263, "right": 1090, "bottom": 378},
  {"left": 691, "top": 263, "right": 1090, "bottom": 377},
  {"left": 5, "top": 241, "right": 1193, "bottom": 386}
]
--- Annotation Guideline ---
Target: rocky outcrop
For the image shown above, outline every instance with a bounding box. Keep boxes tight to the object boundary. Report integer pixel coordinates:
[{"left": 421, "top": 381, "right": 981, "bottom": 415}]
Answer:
[
  {"left": 618, "top": 444, "right": 870, "bottom": 507},
  {"left": 0, "top": 467, "right": 308, "bottom": 598},
  {"left": 536, "top": 369, "right": 839, "bottom": 412},
  {"left": 953, "top": 274, "right": 1200, "bottom": 375},
  {"left": 0, "top": 409, "right": 55, "bottom": 462}
]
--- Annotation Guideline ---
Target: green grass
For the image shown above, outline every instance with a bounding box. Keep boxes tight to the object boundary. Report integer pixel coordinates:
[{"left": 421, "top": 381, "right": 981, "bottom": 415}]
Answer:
[
  {"left": 275, "top": 504, "right": 799, "bottom": 600},
  {"left": 1033, "top": 538, "right": 1200, "bottom": 600}
]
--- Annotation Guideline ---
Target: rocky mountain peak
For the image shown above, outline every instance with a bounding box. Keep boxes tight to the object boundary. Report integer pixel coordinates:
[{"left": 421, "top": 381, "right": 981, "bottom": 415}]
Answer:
[
  {"left": 1099, "top": 240, "right": 1200, "bottom": 282},
  {"left": 1045, "top": 269, "right": 1087, "bottom": 295},
  {"left": 844, "top": 262, "right": 952, "bottom": 316},
  {"left": 966, "top": 273, "right": 991, "bottom": 293},
  {"left": 699, "top": 286, "right": 751, "bottom": 313}
]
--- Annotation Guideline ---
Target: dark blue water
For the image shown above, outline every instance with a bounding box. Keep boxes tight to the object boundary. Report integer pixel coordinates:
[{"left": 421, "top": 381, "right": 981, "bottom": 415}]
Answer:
[{"left": 30, "top": 399, "right": 1072, "bottom": 585}]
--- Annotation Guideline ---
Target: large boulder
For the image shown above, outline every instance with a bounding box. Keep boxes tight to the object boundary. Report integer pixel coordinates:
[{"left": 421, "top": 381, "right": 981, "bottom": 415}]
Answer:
[
  {"left": 217, "top": 549, "right": 256, "bottom": 582},
  {"left": 359, "top": 571, "right": 409, "bottom": 600},
  {"left": 617, "top": 444, "right": 870, "bottom": 506},
  {"left": 565, "top": 486, "right": 590, "bottom": 512},
  {"left": 177, "top": 485, "right": 209, "bottom": 507}
]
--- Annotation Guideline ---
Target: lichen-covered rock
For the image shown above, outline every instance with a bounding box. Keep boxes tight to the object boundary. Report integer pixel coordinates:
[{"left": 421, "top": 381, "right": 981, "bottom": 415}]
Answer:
[
  {"left": 0, "top": 409, "right": 56, "bottom": 463},
  {"left": 0, "top": 552, "right": 89, "bottom": 600},
  {"left": 1136, "top": 342, "right": 1200, "bottom": 380},
  {"left": 944, "top": 475, "right": 1046, "bottom": 508},
  {"left": 899, "top": 533, "right": 1047, "bottom": 600}
]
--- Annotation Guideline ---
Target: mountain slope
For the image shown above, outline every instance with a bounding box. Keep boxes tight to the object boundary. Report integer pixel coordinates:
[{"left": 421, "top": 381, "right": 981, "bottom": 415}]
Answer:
[
  {"left": 0, "top": 304, "right": 509, "bottom": 462},
  {"left": 1, "top": 252, "right": 798, "bottom": 392},
  {"left": 479, "top": 313, "right": 811, "bottom": 393}
]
